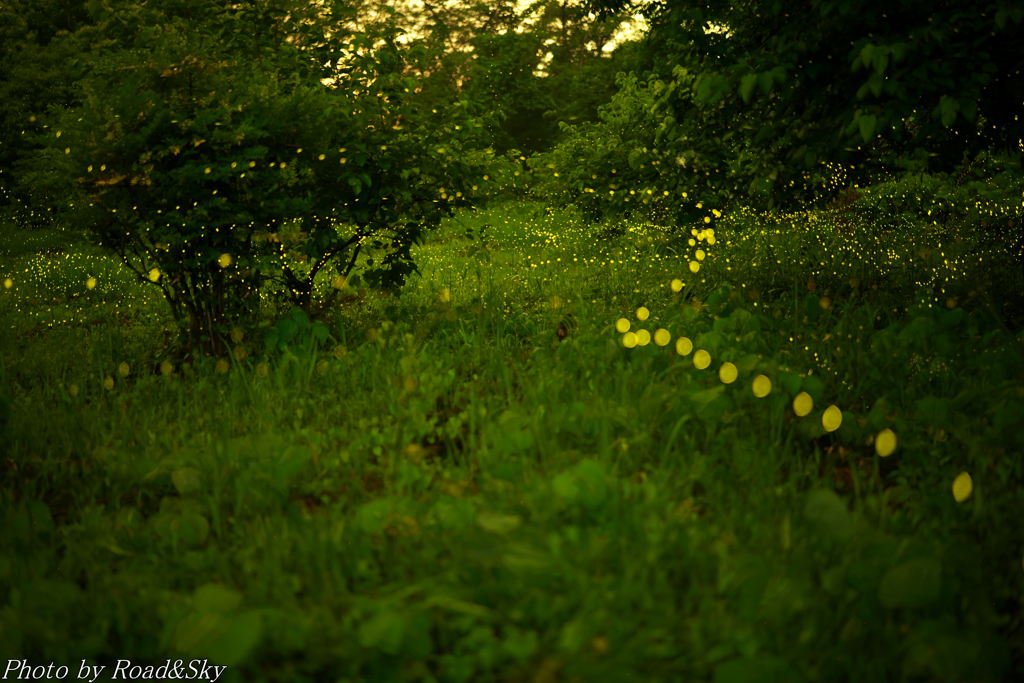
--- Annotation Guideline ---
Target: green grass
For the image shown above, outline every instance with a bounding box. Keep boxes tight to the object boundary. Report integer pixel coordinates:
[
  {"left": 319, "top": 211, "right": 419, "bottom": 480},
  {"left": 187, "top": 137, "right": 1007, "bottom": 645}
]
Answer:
[{"left": 1, "top": 190, "right": 1023, "bottom": 683}]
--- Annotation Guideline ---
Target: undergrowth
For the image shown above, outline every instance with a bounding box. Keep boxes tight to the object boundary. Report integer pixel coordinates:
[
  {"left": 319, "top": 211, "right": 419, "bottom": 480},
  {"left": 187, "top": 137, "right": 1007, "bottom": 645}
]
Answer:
[{"left": 1, "top": 186, "right": 1022, "bottom": 683}]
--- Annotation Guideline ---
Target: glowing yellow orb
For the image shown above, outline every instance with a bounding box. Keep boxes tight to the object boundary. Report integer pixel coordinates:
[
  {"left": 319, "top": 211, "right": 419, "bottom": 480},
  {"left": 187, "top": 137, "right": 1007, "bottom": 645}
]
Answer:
[
  {"left": 689, "top": 261, "right": 700, "bottom": 273},
  {"left": 752, "top": 374, "right": 771, "bottom": 398},
  {"left": 793, "top": 391, "right": 813, "bottom": 417},
  {"left": 616, "top": 318, "right": 631, "bottom": 333},
  {"left": 671, "top": 279, "right": 684, "bottom": 292},
  {"left": 623, "top": 332, "right": 638, "bottom": 348},
  {"left": 676, "top": 337, "right": 693, "bottom": 356},
  {"left": 693, "top": 349, "right": 710, "bottom": 369},
  {"left": 636, "top": 329, "right": 651, "bottom": 346},
  {"left": 822, "top": 405, "right": 843, "bottom": 432},
  {"left": 952, "top": 471, "right": 973, "bottom": 503},
  {"left": 875, "top": 428, "right": 897, "bottom": 457},
  {"left": 654, "top": 329, "right": 671, "bottom": 346},
  {"left": 636, "top": 307, "right": 649, "bottom": 321},
  {"left": 719, "top": 362, "right": 737, "bottom": 384}
]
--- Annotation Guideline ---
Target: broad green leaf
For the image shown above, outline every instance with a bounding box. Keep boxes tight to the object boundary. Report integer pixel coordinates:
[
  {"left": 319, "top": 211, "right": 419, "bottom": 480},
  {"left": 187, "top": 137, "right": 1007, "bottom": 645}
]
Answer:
[
  {"left": 707, "top": 75, "right": 729, "bottom": 104},
  {"left": 420, "top": 595, "right": 497, "bottom": 620},
  {"left": 173, "top": 611, "right": 227, "bottom": 655},
  {"left": 559, "top": 619, "right": 587, "bottom": 654},
  {"left": 401, "top": 610, "right": 434, "bottom": 658},
  {"left": 757, "top": 72, "right": 774, "bottom": 95},
  {"left": 696, "top": 77, "right": 714, "bottom": 103},
  {"left": 573, "top": 459, "right": 608, "bottom": 509},
  {"left": 312, "top": 323, "right": 328, "bottom": 345},
  {"left": 869, "top": 73, "right": 884, "bottom": 97},
  {"left": 493, "top": 461, "right": 522, "bottom": 482},
  {"left": 860, "top": 43, "right": 875, "bottom": 69},
  {"left": 877, "top": 557, "right": 942, "bottom": 608},
  {"left": 803, "top": 489, "right": 854, "bottom": 541},
  {"left": 915, "top": 395, "right": 950, "bottom": 427},
  {"left": 26, "top": 500, "right": 55, "bottom": 533},
  {"left": 476, "top": 511, "right": 522, "bottom": 534},
  {"left": 734, "top": 353, "right": 760, "bottom": 374},
  {"left": 801, "top": 375, "right": 826, "bottom": 403},
  {"left": 501, "top": 543, "right": 551, "bottom": 573},
  {"left": 358, "top": 609, "right": 405, "bottom": 655},
  {"left": 552, "top": 472, "right": 579, "bottom": 503},
  {"left": 872, "top": 46, "right": 890, "bottom": 75},
  {"left": 690, "top": 385, "right": 726, "bottom": 408},
  {"left": 859, "top": 114, "right": 877, "bottom": 142},
  {"left": 961, "top": 98, "right": 978, "bottom": 122},
  {"left": 502, "top": 625, "right": 539, "bottom": 665},
  {"left": 277, "top": 318, "right": 298, "bottom": 344},
  {"left": 178, "top": 513, "right": 210, "bottom": 546},
  {"left": 193, "top": 583, "right": 243, "bottom": 614},
  {"left": 739, "top": 74, "right": 758, "bottom": 104},
  {"left": 429, "top": 496, "right": 476, "bottom": 531},
  {"left": 357, "top": 499, "right": 396, "bottom": 534},
  {"left": 172, "top": 467, "right": 203, "bottom": 495},
  {"left": 940, "top": 96, "right": 959, "bottom": 127}
]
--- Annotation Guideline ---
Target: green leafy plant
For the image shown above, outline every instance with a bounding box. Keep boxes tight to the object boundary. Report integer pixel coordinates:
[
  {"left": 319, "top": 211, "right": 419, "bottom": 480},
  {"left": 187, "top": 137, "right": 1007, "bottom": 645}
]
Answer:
[
  {"left": 261, "top": 305, "right": 330, "bottom": 358},
  {"left": 25, "top": 1, "right": 506, "bottom": 363},
  {"left": 527, "top": 69, "right": 736, "bottom": 242}
]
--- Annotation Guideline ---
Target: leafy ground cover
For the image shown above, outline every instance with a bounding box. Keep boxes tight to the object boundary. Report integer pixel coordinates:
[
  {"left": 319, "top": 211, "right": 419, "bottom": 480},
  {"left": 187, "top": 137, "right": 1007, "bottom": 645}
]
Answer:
[{"left": 1, "top": 190, "right": 1023, "bottom": 682}]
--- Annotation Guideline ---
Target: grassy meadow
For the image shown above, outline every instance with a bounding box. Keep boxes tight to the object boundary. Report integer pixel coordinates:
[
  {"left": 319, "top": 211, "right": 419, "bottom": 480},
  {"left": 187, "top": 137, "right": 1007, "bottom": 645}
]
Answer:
[{"left": 1, "top": 180, "right": 1023, "bottom": 682}]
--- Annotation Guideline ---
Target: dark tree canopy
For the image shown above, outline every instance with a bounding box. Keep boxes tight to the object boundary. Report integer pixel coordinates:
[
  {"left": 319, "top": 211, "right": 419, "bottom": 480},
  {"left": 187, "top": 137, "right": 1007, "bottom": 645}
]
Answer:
[{"left": 580, "top": 0, "right": 1024, "bottom": 212}]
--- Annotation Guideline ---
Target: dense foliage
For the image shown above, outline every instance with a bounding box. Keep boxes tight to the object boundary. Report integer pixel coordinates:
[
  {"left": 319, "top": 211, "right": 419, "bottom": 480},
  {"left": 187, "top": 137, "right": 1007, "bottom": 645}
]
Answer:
[
  {"left": 1, "top": 0, "right": 1023, "bottom": 680},
  {"left": 22, "top": 0, "right": 512, "bottom": 359},
  {"left": 578, "top": 0, "right": 1024, "bottom": 213}
]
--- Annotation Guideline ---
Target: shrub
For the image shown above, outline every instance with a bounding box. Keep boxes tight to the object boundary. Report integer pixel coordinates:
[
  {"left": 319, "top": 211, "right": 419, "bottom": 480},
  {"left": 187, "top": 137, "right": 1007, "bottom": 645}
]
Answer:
[{"left": 24, "top": 4, "right": 505, "bottom": 361}]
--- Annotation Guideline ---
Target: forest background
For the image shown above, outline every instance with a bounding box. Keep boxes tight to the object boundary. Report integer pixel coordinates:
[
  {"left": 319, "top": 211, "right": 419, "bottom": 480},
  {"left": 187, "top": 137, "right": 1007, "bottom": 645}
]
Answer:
[{"left": 1, "top": 0, "right": 1024, "bottom": 681}]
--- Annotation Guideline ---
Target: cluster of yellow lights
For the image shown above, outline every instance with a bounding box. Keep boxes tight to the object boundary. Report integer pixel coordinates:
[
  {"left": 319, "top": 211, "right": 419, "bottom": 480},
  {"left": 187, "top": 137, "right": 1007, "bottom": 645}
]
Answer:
[
  {"left": 5, "top": 151, "right": 1002, "bottom": 521},
  {"left": 616, "top": 302, "right": 905, "bottom": 459}
]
